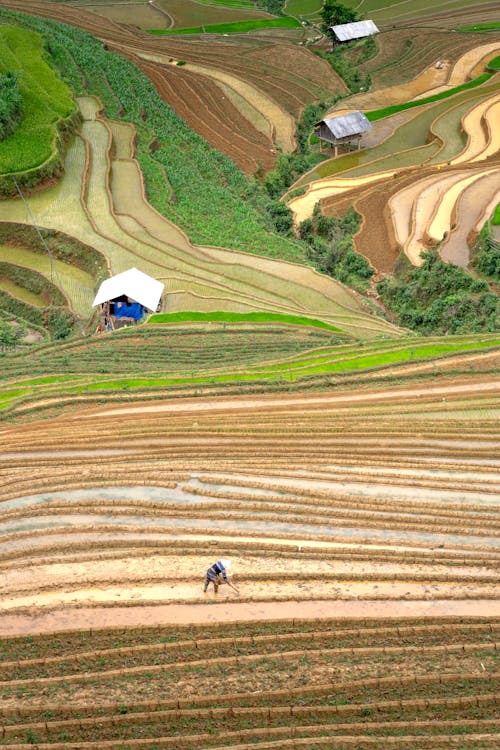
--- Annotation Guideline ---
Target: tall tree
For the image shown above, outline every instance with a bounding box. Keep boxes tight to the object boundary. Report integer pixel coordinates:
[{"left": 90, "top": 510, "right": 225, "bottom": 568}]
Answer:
[{"left": 321, "top": 1, "right": 359, "bottom": 33}]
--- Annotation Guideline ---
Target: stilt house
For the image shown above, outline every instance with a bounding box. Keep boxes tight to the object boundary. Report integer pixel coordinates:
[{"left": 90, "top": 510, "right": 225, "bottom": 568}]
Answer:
[{"left": 315, "top": 111, "right": 373, "bottom": 157}]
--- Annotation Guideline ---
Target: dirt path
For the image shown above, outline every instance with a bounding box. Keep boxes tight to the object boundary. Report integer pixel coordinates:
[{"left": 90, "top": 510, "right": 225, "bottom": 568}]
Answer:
[{"left": 0, "top": 599, "right": 497, "bottom": 636}]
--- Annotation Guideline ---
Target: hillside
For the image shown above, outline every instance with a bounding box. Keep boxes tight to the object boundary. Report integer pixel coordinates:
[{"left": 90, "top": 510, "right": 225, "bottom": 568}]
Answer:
[{"left": 0, "top": 1, "right": 498, "bottom": 748}]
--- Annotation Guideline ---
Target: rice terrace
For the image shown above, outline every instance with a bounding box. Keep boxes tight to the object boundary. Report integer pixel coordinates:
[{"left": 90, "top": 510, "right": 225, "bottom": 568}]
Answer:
[{"left": 0, "top": 0, "right": 499, "bottom": 747}]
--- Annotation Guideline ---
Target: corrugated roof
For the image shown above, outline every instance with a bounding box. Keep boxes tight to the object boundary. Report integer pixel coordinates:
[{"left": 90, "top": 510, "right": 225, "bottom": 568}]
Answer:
[
  {"left": 93, "top": 267, "right": 164, "bottom": 312},
  {"left": 330, "top": 20, "right": 379, "bottom": 42},
  {"left": 320, "top": 111, "right": 373, "bottom": 138}
]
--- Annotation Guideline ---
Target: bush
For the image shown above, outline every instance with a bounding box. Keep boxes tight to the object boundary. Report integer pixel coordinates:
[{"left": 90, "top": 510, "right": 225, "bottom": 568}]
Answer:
[
  {"left": 378, "top": 250, "right": 499, "bottom": 334},
  {"left": 471, "top": 224, "right": 500, "bottom": 281},
  {"left": 46, "top": 307, "right": 75, "bottom": 340},
  {"left": 299, "top": 204, "right": 373, "bottom": 290}
]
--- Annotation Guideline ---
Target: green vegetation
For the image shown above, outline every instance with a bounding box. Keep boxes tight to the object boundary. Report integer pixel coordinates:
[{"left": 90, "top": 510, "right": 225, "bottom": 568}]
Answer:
[
  {"left": 0, "top": 71, "right": 22, "bottom": 141},
  {"left": 256, "top": 0, "right": 286, "bottom": 14},
  {"left": 321, "top": 0, "right": 358, "bottom": 32},
  {"left": 263, "top": 101, "right": 334, "bottom": 201},
  {"left": 149, "top": 17, "right": 300, "bottom": 34},
  {"left": 456, "top": 22, "right": 500, "bottom": 32},
  {"left": 0, "top": 8, "right": 308, "bottom": 263},
  {"left": 378, "top": 251, "right": 499, "bottom": 335},
  {"left": 2, "top": 324, "right": 499, "bottom": 414},
  {"left": 0, "top": 24, "right": 78, "bottom": 193},
  {"left": 315, "top": 46, "right": 372, "bottom": 94},
  {"left": 0, "top": 319, "right": 25, "bottom": 351},
  {"left": 299, "top": 206, "right": 374, "bottom": 292},
  {"left": 367, "top": 72, "right": 492, "bottom": 121},
  {"left": 471, "top": 224, "right": 500, "bottom": 282},
  {"left": 149, "top": 311, "right": 343, "bottom": 332},
  {"left": 487, "top": 54, "right": 500, "bottom": 71}
]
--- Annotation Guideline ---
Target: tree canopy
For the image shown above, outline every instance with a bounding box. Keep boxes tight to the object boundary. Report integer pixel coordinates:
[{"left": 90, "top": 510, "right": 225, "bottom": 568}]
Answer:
[{"left": 320, "top": 1, "right": 359, "bottom": 33}]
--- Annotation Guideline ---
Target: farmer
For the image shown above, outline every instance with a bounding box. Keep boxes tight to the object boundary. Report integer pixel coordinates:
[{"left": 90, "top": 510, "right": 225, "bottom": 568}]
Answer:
[{"left": 203, "top": 558, "right": 239, "bottom": 595}]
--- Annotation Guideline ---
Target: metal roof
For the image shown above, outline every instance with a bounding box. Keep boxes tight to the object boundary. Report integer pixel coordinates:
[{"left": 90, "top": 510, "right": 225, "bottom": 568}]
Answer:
[
  {"left": 329, "top": 20, "right": 379, "bottom": 42},
  {"left": 320, "top": 111, "right": 373, "bottom": 139},
  {"left": 93, "top": 267, "right": 164, "bottom": 312}
]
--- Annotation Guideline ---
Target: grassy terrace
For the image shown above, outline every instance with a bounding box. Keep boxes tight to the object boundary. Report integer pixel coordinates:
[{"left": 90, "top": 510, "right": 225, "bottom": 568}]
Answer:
[
  {"left": 149, "top": 311, "right": 344, "bottom": 332},
  {"left": 0, "top": 328, "right": 498, "bottom": 416},
  {"left": 0, "top": 24, "right": 77, "bottom": 179},
  {"left": 457, "top": 22, "right": 500, "bottom": 32},
  {"left": 366, "top": 72, "right": 494, "bottom": 122},
  {"left": 149, "top": 18, "right": 301, "bottom": 34}
]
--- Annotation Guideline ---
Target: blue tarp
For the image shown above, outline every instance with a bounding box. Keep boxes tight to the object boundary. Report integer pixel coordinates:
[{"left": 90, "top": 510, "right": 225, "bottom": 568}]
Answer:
[{"left": 115, "top": 301, "right": 144, "bottom": 320}]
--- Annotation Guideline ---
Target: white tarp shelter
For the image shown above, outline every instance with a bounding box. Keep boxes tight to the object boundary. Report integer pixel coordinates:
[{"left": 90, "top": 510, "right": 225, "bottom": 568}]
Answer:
[
  {"left": 93, "top": 267, "right": 164, "bottom": 312},
  {"left": 330, "top": 20, "right": 379, "bottom": 42}
]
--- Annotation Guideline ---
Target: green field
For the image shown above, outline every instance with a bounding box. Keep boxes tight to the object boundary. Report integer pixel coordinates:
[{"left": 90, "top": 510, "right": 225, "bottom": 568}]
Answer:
[
  {"left": 0, "top": 25, "right": 76, "bottom": 176},
  {"left": 457, "top": 22, "right": 500, "bottom": 31},
  {"left": 1, "top": 328, "right": 498, "bottom": 416},
  {"left": 367, "top": 72, "right": 492, "bottom": 121},
  {"left": 149, "top": 17, "right": 301, "bottom": 34},
  {"left": 149, "top": 311, "right": 343, "bottom": 332}
]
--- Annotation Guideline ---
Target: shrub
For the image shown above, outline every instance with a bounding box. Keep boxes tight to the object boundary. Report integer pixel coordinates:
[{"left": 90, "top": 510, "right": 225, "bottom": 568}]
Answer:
[
  {"left": 471, "top": 224, "right": 500, "bottom": 281},
  {"left": 378, "top": 250, "right": 499, "bottom": 334},
  {"left": 299, "top": 204, "right": 373, "bottom": 290}
]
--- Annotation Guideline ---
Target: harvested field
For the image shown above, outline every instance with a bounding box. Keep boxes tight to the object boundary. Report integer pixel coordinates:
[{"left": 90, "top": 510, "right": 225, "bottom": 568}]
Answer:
[
  {"left": 0, "top": 364, "right": 499, "bottom": 744},
  {"left": 0, "top": 0, "right": 345, "bottom": 173}
]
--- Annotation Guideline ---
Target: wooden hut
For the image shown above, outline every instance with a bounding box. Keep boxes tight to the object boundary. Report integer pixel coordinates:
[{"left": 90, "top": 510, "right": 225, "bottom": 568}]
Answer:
[{"left": 315, "top": 111, "right": 373, "bottom": 156}]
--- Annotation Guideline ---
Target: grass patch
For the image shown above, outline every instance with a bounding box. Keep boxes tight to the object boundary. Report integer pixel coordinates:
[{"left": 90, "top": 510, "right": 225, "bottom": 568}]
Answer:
[
  {"left": 149, "top": 311, "right": 343, "bottom": 332},
  {"left": 149, "top": 17, "right": 301, "bottom": 34},
  {"left": 487, "top": 54, "right": 500, "bottom": 70},
  {"left": 367, "top": 72, "right": 492, "bottom": 121},
  {"left": 0, "top": 25, "right": 76, "bottom": 175},
  {"left": 456, "top": 22, "right": 500, "bottom": 31}
]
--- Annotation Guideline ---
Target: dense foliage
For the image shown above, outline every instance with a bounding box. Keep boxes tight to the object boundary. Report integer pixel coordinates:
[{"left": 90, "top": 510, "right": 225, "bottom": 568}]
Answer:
[
  {"left": 256, "top": 0, "right": 285, "bottom": 15},
  {"left": 315, "top": 47, "right": 371, "bottom": 93},
  {"left": 0, "top": 71, "right": 23, "bottom": 141},
  {"left": 0, "top": 318, "right": 25, "bottom": 350},
  {"left": 320, "top": 1, "right": 359, "bottom": 33},
  {"left": 299, "top": 205, "right": 374, "bottom": 291},
  {"left": 263, "top": 101, "right": 333, "bottom": 201},
  {"left": 378, "top": 251, "right": 499, "bottom": 334},
  {"left": 0, "top": 24, "right": 77, "bottom": 192},
  {"left": 471, "top": 224, "right": 500, "bottom": 281}
]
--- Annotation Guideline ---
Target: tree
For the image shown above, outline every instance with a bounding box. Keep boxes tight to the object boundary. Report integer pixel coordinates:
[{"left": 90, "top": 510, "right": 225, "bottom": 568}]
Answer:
[
  {"left": 320, "top": 1, "right": 359, "bottom": 33},
  {"left": 0, "top": 320, "right": 26, "bottom": 351}
]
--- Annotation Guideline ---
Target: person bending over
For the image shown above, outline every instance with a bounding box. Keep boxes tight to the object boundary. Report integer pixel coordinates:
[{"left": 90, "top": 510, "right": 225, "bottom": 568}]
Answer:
[{"left": 203, "top": 559, "right": 239, "bottom": 595}]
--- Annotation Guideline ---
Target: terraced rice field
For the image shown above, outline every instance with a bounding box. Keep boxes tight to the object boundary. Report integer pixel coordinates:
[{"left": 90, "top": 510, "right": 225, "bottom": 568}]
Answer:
[
  {"left": 288, "top": 44, "right": 500, "bottom": 273},
  {"left": 0, "top": 356, "right": 499, "bottom": 747},
  {"left": 1, "top": 0, "right": 344, "bottom": 173},
  {"left": 0, "top": 95, "right": 399, "bottom": 338}
]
